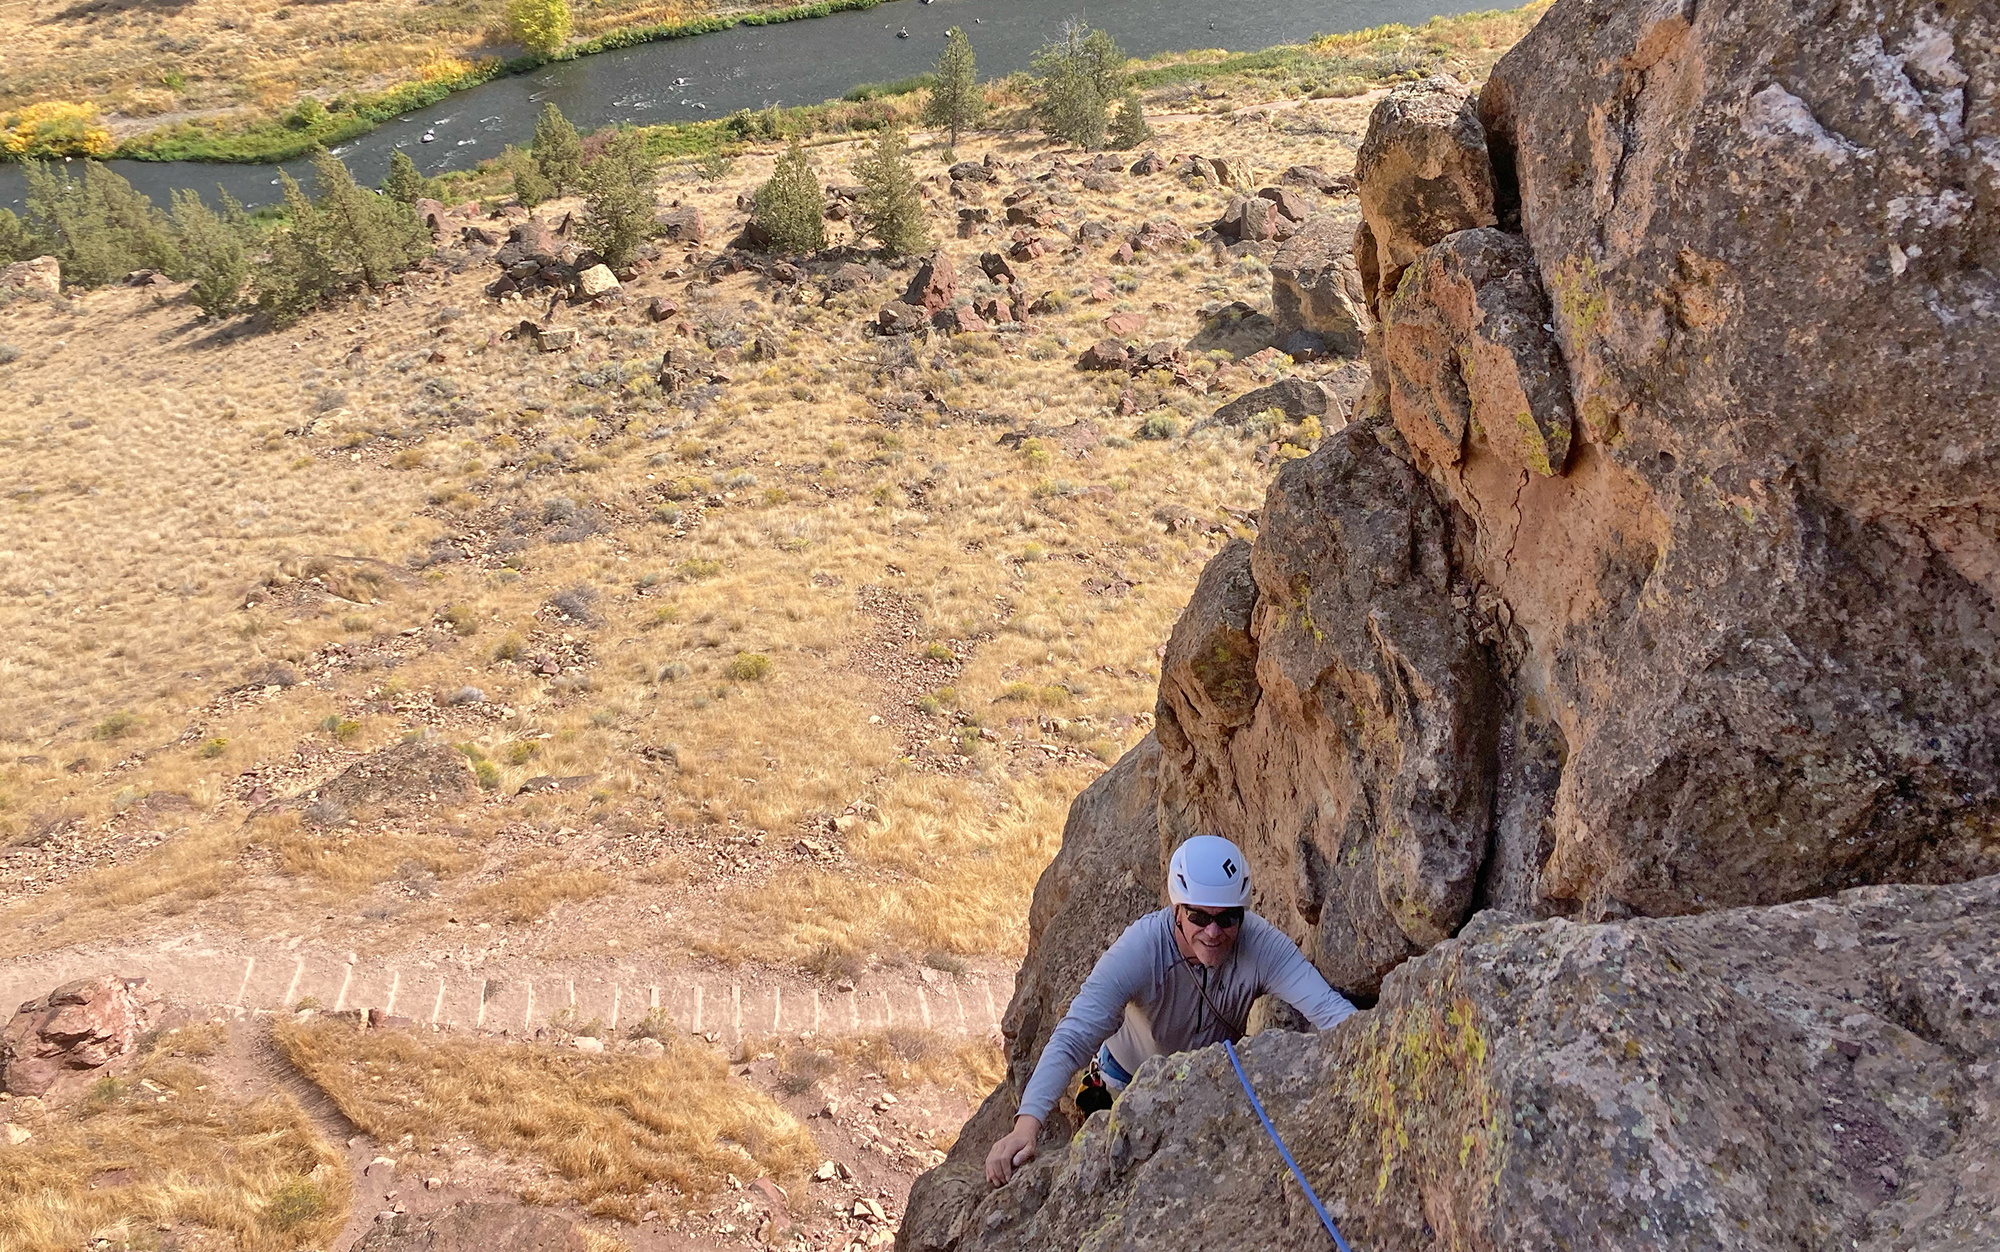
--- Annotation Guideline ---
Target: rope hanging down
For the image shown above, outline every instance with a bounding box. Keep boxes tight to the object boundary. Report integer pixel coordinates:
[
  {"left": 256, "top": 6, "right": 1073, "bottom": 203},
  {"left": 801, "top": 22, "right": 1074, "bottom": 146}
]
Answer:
[{"left": 1223, "top": 1038, "right": 1356, "bottom": 1252}]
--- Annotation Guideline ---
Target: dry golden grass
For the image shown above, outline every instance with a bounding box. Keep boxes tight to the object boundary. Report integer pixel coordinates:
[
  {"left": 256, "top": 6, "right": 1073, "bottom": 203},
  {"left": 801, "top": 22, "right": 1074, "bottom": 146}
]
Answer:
[
  {"left": 274, "top": 1015, "right": 819, "bottom": 1218},
  {"left": 0, "top": 59, "right": 1474, "bottom": 971},
  {"left": 759, "top": 1027, "right": 1006, "bottom": 1103},
  {"left": 0, "top": 1036, "right": 347, "bottom": 1252},
  {"left": 0, "top": 0, "right": 718, "bottom": 122}
]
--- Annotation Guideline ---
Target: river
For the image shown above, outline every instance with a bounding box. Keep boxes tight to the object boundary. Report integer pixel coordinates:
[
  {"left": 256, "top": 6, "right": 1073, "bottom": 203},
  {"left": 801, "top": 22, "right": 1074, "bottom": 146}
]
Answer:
[{"left": 1, "top": 0, "right": 1489, "bottom": 212}]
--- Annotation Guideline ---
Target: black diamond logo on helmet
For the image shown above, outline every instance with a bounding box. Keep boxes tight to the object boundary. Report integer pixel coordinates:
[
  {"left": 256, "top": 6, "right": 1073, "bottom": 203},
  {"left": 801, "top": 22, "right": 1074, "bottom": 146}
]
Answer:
[{"left": 1222, "top": 858, "right": 1237, "bottom": 877}]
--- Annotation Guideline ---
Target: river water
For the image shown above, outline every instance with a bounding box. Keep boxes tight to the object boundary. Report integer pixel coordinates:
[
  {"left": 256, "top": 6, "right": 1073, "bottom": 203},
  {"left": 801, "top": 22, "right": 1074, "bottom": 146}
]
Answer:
[{"left": 1, "top": 0, "right": 1488, "bottom": 212}]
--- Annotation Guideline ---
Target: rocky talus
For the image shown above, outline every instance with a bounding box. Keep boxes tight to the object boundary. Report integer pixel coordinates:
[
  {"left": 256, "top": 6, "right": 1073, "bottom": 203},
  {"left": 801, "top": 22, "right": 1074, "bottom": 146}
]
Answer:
[{"left": 903, "top": 0, "right": 2000, "bottom": 1246}]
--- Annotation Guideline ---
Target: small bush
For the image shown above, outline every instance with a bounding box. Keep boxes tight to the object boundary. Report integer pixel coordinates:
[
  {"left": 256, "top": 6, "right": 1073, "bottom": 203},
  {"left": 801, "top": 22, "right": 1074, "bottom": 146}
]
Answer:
[
  {"left": 1138, "top": 412, "right": 1182, "bottom": 440},
  {"left": 753, "top": 139, "right": 826, "bottom": 254},
  {"left": 92, "top": 711, "right": 139, "bottom": 740},
  {"left": 681, "top": 558, "right": 722, "bottom": 580},
  {"left": 443, "top": 604, "right": 479, "bottom": 635},
  {"left": 726, "top": 653, "right": 772, "bottom": 682}
]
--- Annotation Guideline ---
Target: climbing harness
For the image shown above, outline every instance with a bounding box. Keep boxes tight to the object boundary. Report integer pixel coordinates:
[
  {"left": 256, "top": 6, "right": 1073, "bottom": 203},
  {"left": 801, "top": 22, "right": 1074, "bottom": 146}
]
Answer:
[{"left": 1224, "top": 1038, "right": 1356, "bottom": 1252}]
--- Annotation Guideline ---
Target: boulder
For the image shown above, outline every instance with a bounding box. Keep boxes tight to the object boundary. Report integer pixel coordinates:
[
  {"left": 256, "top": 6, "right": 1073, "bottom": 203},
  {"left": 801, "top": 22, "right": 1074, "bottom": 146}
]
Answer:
[
  {"left": 823, "top": 262, "right": 875, "bottom": 293},
  {"left": 904, "top": 252, "right": 956, "bottom": 313},
  {"left": 1255, "top": 185, "right": 1313, "bottom": 222},
  {"left": 1353, "top": 74, "right": 1497, "bottom": 313},
  {"left": 1281, "top": 164, "right": 1352, "bottom": 195},
  {"left": 877, "top": 302, "right": 927, "bottom": 335},
  {"left": 0, "top": 256, "right": 60, "bottom": 297},
  {"left": 1101, "top": 311, "right": 1147, "bottom": 338},
  {"left": 1206, "top": 155, "right": 1247, "bottom": 189},
  {"left": 574, "top": 264, "right": 620, "bottom": 300},
  {"left": 1077, "top": 340, "right": 1131, "bottom": 372},
  {"left": 1133, "top": 220, "right": 1190, "bottom": 253},
  {"left": 414, "top": 198, "right": 449, "bottom": 240},
  {"left": 655, "top": 205, "right": 704, "bottom": 243},
  {"left": 1199, "top": 377, "right": 1339, "bottom": 432},
  {"left": 978, "top": 252, "right": 1018, "bottom": 287},
  {"left": 645, "top": 297, "right": 681, "bottom": 323},
  {"left": 534, "top": 326, "right": 577, "bottom": 352},
  {"left": 943, "top": 304, "right": 986, "bottom": 335},
  {"left": 1, "top": 975, "right": 164, "bottom": 1097},
  {"left": 1129, "top": 151, "right": 1167, "bottom": 176},
  {"left": 948, "top": 161, "right": 996, "bottom": 184},
  {"left": 493, "top": 221, "right": 557, "bottom": 269},
  {"left": 1009, "top": 237, "right": 1045, "bottom": 261},
  {"left": 1268, "top": 214, "right": 1370, "bottom": 357},
  {"left": 945, "top": 874, "right": 2000, "bottom": 1251}
]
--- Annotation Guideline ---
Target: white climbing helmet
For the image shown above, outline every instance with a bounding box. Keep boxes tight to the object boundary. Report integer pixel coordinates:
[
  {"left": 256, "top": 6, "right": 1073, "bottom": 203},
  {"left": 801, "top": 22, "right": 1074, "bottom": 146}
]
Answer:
[{"left": 1167, "top": 835, "right": 1251, "bottom": 909}]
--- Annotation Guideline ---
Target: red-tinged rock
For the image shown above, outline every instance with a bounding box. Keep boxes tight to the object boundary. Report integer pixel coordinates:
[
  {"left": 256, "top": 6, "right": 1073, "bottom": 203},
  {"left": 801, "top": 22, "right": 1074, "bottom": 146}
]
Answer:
[
  {"left": 1103, "top": 311, "right": 1148, "bottom": 337},
  {"left": 1077, "top": 340, "right": 1131, "bottom": 371},
  {"left": 1, "top": 975, "right": 164, "bottom": 1097}
]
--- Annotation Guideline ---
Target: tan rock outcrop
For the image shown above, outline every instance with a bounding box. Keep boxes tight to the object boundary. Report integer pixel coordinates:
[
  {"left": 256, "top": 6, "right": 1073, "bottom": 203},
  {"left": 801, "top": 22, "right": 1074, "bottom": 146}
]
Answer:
[{"left": 1353, "top": 74, "right": 1496, "bottom": 314}]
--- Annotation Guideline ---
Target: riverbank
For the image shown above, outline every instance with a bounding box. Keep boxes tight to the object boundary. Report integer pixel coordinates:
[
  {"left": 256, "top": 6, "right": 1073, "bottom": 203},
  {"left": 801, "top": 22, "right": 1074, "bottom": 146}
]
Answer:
[{"left": 107, "top": 0, "right": 901, "bottom": 165}]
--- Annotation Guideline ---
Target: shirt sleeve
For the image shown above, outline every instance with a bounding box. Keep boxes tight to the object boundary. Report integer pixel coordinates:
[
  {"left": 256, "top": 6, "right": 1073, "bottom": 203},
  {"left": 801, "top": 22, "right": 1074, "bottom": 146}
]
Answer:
[
  {"left": 1016, "top": 914, "right": 1158, "bottom": 1123},
  {"left": 1247, "top": 915, "right": 1358, "bottom": 1031}
]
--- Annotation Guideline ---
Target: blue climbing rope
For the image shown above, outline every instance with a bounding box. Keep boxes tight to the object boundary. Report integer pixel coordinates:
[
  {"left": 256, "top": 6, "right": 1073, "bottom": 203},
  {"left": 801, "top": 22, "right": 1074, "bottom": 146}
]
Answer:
[{"left": 1224, "top": 1038, "right": 1356, "bottom": 1252}]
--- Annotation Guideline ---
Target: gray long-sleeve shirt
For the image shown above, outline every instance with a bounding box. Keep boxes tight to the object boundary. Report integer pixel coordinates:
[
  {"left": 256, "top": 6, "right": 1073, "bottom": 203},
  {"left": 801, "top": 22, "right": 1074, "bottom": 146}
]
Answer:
[{"left": 1017, "top": 906, "right": 1357, "bottom": 1122}]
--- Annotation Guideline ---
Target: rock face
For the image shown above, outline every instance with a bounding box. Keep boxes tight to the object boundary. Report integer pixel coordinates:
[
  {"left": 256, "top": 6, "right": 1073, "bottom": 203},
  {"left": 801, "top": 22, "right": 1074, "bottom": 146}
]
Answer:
[
  {"left": 906, "top": 0, "right": 2000, "bottom": 1245},
  {"left": 945, "top": 876, "right": 2000, "bottom": 1252},
  {"left": 2, "top": 975, "right": 164, "bottom": 1097}
]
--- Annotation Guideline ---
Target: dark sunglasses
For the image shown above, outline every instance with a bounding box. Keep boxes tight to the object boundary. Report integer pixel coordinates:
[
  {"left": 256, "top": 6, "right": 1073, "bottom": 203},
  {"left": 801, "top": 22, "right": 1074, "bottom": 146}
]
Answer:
[{"left": 1181, "top": 905, "right": 1243, "bottom": 931}]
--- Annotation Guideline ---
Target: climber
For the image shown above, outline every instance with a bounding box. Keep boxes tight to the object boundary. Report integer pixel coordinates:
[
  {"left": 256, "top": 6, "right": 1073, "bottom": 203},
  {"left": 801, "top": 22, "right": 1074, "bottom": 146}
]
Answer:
[{"left": 984, "top": 835, "right": 1358, "bottom": 1186}]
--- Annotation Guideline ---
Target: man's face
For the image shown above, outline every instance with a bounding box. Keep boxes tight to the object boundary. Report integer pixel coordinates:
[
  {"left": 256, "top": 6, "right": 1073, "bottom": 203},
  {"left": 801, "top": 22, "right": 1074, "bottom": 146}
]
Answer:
[{"left": 1176, "top": 904, "right": 1242, "bottom": 968}]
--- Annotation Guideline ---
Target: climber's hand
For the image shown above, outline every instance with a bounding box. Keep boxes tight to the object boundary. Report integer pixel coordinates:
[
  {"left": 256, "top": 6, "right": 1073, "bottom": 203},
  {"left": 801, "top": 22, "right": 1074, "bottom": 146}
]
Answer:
[{"left": 985, "top": 1115, "right": 1041, "bottom": 1186}]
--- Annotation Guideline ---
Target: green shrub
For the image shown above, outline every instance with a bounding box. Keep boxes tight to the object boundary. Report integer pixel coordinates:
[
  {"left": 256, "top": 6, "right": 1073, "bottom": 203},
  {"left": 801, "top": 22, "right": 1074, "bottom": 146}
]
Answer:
[
  {"left": 753, "top": 139, "right": 826, "bottom": 254},
  {"left": 532, "top": 102, "right": 585, "bottom": 196},
  {"left": 256, "top": 151, "right": 430, "bottom": 325},
  {"left": 1031, "top": 21, "right": 1126, "bottom": 150},
  {"left": 726, "top": 652, "right": 773, "bottom": 682},
  {"left": 579, "top": 128, "right": 657, "bottom": 268},
  {"left": 19, "top": 160, "right": 181, "bottom": 289},
  {"left": 169, "top": 187, "right": 251, "bottom": 318},
  {"left": 508, "top": 0, "right": 572, "bottom": 58},
  {"left": 1108, "top": 89, "right": 1151, "bottom": 149},
  {"left": 853, "top": 128, "right": 929, "bottom": 257},
  {"left": 1138, "top": 412, "right": 1181, "bottom": 440},
  {"left": 382, "top": 149, "right": 430, "bottom": 204}
]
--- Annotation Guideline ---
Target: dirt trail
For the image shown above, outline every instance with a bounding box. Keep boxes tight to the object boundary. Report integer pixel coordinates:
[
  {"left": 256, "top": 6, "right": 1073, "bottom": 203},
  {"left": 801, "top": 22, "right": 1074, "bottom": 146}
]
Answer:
[{"left": 0, "top": 934, "right": 1005, "bottom": 1045}]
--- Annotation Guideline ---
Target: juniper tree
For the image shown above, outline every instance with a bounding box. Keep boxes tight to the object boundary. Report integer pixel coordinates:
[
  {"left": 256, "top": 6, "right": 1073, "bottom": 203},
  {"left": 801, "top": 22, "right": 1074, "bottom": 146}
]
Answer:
[
  {"left": 256, "top": 151, "right": 429, "bottom": 324},
  {"left": 923, "top": 27, "right": 986, "bottom": 148},
  {"left": 169, "top": 188, "right": 252, "bottom": 318},
  {"left": 1108, "top": 89, "right": 1151, "bottom": 149},
  {"left": 0, "top": 209, "right": 29, "bottom": 264},
  {"left": 580, "top": 128, "right": 658, "bottom": 268},
  {"left": 854, "top": 128, "right": 929, "bottom": 258},
  {"left": 308, "top": 149, "right": 429, "bottom": 289},
  {"left": 752, "top": 139, "right": 826, "bottom": 254},
  {"left": 532, "top": 102, "right": 586, "bottom": 196},
  {"left": 505, "top": 145, "right": 554, "bottom": 208},
  {"left": 383, "top": 149, "right": 430, "bottom": 204},
  {"left": 21, "top": 160, "right": 181, "bottom": 288},
  {"left": 1031, "top": 21, "right": 1128, "bottom": 151}
]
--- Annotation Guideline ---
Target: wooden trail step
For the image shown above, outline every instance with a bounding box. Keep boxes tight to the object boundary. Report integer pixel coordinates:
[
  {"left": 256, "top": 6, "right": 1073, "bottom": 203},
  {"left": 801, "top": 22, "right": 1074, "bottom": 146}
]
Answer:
[{"left": 0, "top": 943, "right": 1005, "bottom": 1044}]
